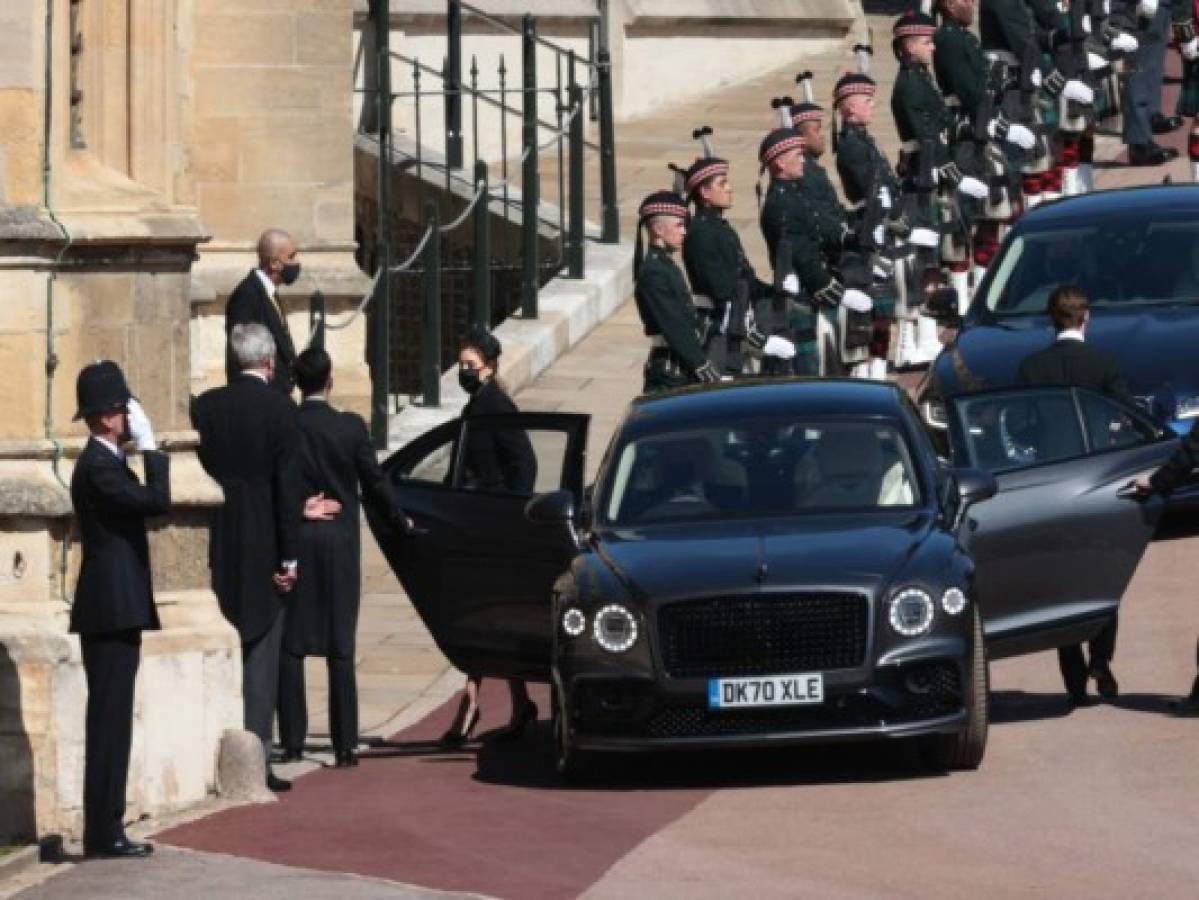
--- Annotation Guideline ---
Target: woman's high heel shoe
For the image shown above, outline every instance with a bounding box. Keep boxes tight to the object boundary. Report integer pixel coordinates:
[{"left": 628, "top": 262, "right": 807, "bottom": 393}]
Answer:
[
  {"left": 439, "top": 704, "right": 480, "bottom": 747},
  {"left": 494, "top": 701, "right": 538, "bottom": 742}
]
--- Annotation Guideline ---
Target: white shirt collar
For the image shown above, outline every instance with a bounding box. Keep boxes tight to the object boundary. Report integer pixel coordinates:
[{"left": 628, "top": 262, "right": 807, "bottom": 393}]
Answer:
[
  {"left": 94, "top": 435, "right": 125, "bottom": 462},
  {"left": 243, "top": 370, "right": 269, "bottom": 383},
  {"left": 255, "top": 268, "right": 277, "bottom": 300},
  {"left": 1056, "top": 329, "right": 1085, "bottom": 342}
]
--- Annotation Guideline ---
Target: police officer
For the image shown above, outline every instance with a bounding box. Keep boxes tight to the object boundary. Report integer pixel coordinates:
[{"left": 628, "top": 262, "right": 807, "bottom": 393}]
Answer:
[
  {"left": 634, "top": 189, "right": 721, "bottom": 393},
  {"left": 680, "top": 133, "right": 795, "bottom": 376},
  {"left": 760, "top": 124, "right": 873, "bottom": 376},
  {"left": 70, "top": 361, "right": 169, "bottom": 857}
]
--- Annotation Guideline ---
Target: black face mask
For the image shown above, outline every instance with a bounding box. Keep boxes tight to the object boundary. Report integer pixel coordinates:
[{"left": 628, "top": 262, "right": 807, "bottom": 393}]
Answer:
[
  {"left": 280, "top": 262, "right": 302, "bottom": 286},
  {"left": 458, "top": 367, "right": 482, "bottom": 394}
]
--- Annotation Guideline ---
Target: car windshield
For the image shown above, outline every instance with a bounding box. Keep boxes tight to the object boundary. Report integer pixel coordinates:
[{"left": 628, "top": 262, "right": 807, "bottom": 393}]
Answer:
[
  {"left": 600, "top": 418, "right": 922, "bottom": 526},
  {"left": 983, "top": 218, "right": 1199, "bottom": 316}
]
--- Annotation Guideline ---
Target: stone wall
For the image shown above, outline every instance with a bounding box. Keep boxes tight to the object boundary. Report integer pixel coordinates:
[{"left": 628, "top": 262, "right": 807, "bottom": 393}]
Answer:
[{"left": 186, "top": 0, "right": 373, "bottom": 415}]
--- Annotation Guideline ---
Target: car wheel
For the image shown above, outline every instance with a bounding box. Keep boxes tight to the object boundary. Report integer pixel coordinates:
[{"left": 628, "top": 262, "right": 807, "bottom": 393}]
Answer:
[
  {"left": 921, "top": 604, "right": 989, "bottom": 771},
  {"left": 552, "top": 686, "right": 590, "bottom": 783}
]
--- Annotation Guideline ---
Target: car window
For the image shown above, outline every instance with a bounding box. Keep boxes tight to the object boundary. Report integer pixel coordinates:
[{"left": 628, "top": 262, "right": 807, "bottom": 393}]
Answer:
[
  {"left": 1077, "top": 391, "right": 1157, "bottom": 452},
  {"left": 602, "top": 419, "right": 921, "bottom": 526},
  {"left": 956, "top": 390, "right": 1085, "bottom": 473},
  {"left": 453, "top": 420, "right": 572, "bottom": 496},
  {"left": 392, "top": 430, "right": 455, "bottom": 485},
  {"left": 983, "top": 218, "right": 1199, "bottom": 316}
]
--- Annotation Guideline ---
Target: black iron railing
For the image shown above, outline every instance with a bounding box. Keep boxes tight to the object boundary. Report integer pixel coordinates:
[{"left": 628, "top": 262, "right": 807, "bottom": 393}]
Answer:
[{"left": 348, "top": 0, "right": 620, "bottom": 444}]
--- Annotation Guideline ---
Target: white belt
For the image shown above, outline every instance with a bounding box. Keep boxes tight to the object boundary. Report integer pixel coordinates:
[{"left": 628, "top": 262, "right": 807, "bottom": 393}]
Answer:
[
  {"left": 985, "top": 49, "right": 1019, "bottom": 67},
  {"left": 692, "top": 293, "right": 715, "bottom": 311},
  {"left": 848, "top": 199, "right": 866, "bottom": 211}
]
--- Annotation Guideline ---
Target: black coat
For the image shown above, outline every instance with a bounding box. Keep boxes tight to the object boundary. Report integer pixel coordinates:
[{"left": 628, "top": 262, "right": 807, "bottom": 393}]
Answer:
[
  {"left": 192, "top": 374, "right": 303, "bottom": 641},
  {"left": 461, "top": 380, "right": 537, "bottom": 493},
  {"left": 285, "top": 399, "right": 407, "bottom": 656},
  {"left": 69, "top": 440, "right": 171, "bottom": 635},
  {"left": 224, "top": 270, "right": 297, "bottom": 394},
  {"left": 1015, "top": 336, "right": 1133, "bottom": 404}
]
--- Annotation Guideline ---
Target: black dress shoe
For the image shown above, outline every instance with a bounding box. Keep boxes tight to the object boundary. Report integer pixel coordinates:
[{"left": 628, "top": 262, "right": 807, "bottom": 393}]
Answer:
[
  {"left": 84, "top": 838, "right": 154, "bottom": 859},
  {"left": 1151, "top": 113, "right": 1183, "bottom": 134},
  {"left": 266, "top": 772, "right": 292, "bottom": 792},
  {"left": 279, "top": 748, "right": 303, "bottom": 763},
  {"left": 1089, "top": 661, "right": 1119, "bottom": 700},
  {"left": 439, "top": 705, "right": 480, "bottom": 748},
  {"left": 1128, "top": 143, "right": 1173, "bottom": 166},
  {"left": 493, "top": 701, "right": 538, "bottom": 742},
  {"left": 1169, "top": 694, "right": 1199, "bottom": 717},
  {"left": 334, "top": 749, "right": 359, "bottom": 768},
  {"left": 1066, "top": 689, "right": 1095, "bottom": 710}
]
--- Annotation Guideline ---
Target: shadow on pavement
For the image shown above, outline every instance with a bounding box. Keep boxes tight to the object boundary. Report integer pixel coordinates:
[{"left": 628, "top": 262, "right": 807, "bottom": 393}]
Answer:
[
  {"left": 991, "top": 689, "right": 1181, "bottom": 723},
  {"left": 471, "top": 720, "right": 950, "bottom": 791}
]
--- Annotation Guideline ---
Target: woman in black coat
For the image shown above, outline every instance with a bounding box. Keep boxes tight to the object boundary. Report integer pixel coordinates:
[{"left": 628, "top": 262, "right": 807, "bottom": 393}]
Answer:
[{"left": 441, "top": 328, "right": 539, "bottom": 745}]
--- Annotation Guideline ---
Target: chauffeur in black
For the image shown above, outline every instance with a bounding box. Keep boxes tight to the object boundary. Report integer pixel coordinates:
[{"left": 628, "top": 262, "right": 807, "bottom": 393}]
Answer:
[
  {"left": 634, "top": 190, "right": 721, "bottom": 392},
  {"left": 225, "top": 228, "right": 301, "bottom": 394},
  {"left": 193, "top": 323, "right": 303, "bottom": 792},
  {"left": 1017, "top": 286, "right": 1131, "bottom": 707},
  {"left": 70, "top": 361, "right": 170, "bottom": 858},
  {"left": 278, "top": 348, "right": 413, "bottom": 767}
]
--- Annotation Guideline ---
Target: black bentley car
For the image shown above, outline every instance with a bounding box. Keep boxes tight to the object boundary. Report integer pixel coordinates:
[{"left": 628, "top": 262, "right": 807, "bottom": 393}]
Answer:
[{"left": 367, "top": 379, "right": 1172, "bottom": 778}]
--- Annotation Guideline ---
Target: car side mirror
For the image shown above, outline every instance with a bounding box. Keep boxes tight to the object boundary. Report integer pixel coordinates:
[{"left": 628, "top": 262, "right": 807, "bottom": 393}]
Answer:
[
  {"left": 925, "top": 286, "right": 961, "bottom": 325},
  {"left": 525, "top": 489, "right": 576, "bottom": 525},
  {"left": 952, "top": 467, "right": 997, "bottom": 529}
]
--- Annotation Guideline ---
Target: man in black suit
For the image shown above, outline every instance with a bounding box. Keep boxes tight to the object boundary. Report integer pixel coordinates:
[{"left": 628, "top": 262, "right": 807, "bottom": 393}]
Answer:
[
  {"left": 193, "top": 324, "right": 303, "bottom": 792},
  {"left": 224, "top": 228, "right": 301, "bottom": 394},
  {"left": 1017, "top": 285, "right": 1131, "bottom": 708},
  {"left": 70, "top": 361, "right": 170, "bottom": 857},
  {"left": 277, "top": 348, "right": 412, "bottom": 767}
]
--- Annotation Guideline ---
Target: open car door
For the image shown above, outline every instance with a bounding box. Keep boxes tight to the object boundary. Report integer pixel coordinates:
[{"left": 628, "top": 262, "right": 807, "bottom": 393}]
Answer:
[
  {"left": 366, "top": 412, "right": 589, "bottom": 682},
  {"left": 946, "top": 386, "right": 1174, "bottom": 658}
]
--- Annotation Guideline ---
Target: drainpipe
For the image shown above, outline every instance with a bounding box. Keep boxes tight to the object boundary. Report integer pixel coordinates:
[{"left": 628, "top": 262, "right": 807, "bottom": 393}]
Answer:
[{"left": 43, "top": 0, "right": 74, "bottom": 603}]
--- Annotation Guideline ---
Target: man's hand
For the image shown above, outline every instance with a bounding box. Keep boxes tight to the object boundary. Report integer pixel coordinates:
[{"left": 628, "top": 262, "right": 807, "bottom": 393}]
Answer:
[
  {"left": 126, "top": 398, "right": 157, "bottom": 452},
  {"left": 1129, "top": 477, "right": 1154, "bottom": 500},
  {"left": 1062, "top": 79, "right": 1094, "bottom": 104},
  {"left": 1110, "top": 32, "right": 1138, "bottom": 53},
  {"left": 1184, "top": 37, "right": 1199, "bottom": 61},
  {"left": 957, "top": 176, "right": 990, "bottom": 200},
  {"left": 781, "top": 273, "right": 800, "bottom": 295},
  {"left": 274, "top": 561, "right": 298, "bottom": 593},
  {"left": 909, "top": 227, "right": 940, "bottom": 248},
  {"left": 303, "top": 492, "right": 342, "bottom": 521}
]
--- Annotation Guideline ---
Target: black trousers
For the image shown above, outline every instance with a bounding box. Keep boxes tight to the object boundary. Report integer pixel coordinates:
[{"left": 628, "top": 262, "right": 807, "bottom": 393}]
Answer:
[
  {"left": 277, "top": 649, "right": 358, "bottom": 753},
  {"left": 81, "top": 629, "right": 142, "bottom": 847},
  {"left": 242, "top": 610, "right": 284, "bottom": 763},
  {"left": 1058, "top": 613, "right": 1118, "bottom": 695}
]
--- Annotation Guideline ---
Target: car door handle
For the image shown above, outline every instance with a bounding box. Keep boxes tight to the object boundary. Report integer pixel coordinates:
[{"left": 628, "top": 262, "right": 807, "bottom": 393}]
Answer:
[{"left": 1115, "top": 480, "right": 1147, "bottom": 501}]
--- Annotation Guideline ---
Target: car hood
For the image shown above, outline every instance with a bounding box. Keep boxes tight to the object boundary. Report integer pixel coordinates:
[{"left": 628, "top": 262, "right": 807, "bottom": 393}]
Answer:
[
  {"left": 936, "top": 307, "right": 1199, "bottom": 406},
  {"left": 593, "top": 513, "right": 933, "bottom": 604}
]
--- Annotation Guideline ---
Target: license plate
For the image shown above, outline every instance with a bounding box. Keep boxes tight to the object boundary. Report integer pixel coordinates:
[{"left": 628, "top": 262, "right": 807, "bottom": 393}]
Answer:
[{"left": 707, "top": 673, "right": 824, "bottom": 709}]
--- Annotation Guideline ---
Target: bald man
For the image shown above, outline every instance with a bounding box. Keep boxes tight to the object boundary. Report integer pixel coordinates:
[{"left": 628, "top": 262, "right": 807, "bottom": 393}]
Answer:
[{"left": 225, "top": 228, "right": 301, "bottom": 394}]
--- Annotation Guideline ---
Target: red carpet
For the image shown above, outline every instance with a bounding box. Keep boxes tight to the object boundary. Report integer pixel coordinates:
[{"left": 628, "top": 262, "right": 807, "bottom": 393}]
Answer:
[{"left": 158, "top": 683, "right": 710, "bottom": 899}]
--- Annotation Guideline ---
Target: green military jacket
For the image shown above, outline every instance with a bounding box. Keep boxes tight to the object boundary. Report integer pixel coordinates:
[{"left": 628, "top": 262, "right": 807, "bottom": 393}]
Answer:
[
  {"left": 633, "top": 246, "right": 708, "bottom": 374},
  {"left": 796, "top": 153, "right": 849, "bottom": 264},
  {"left": 759, "top": 178, "right": 836, "bottom": 296},
  {"left": 835, "top": 122, "right": 902, "bottom": 210},
  {"left": 935, "top": 18, "right": 988, "bottom": 123},
  {"left": 682, "top": 206, "right": 771, "bottom": 318},
  {"left": 892, "top": 61, "right": 953, "bottom": 170},
  {"left": 980, "top": 0, "right": 1041, "bottom": 59}
]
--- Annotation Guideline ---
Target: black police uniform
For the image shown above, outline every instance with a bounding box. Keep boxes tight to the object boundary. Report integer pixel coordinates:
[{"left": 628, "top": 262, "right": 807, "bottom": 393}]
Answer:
[{"left": 70, "top": 362, "right": 171, "bottom": 854}]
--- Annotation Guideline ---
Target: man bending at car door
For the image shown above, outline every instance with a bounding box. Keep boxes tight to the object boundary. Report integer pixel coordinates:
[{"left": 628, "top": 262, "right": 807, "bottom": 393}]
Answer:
[{"left": 1016, "top": 286, "right": 1132, "bottom": 709}]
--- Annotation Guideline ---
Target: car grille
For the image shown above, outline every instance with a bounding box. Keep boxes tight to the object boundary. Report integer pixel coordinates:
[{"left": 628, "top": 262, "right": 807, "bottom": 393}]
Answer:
[{"left": 657, "top": 592, "right": 870, "bottom": 679}]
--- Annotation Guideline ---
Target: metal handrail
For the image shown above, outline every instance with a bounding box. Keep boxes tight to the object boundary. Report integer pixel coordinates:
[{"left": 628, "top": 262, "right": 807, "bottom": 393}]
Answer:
[
  {"left": 385, "top": 50, "right": 600, "bottom": 151},
  {"left": 455, "top": 0, "right": 599, "bottom": 67}
]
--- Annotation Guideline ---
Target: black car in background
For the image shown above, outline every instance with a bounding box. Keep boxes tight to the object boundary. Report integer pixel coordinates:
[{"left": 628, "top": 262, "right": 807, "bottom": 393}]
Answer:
[
  {"left": 924, "top": 185, "right": 1199, "bottom": 448},
  {"left": 367, "top": 380, "right": 1171, "bottom": 779}
]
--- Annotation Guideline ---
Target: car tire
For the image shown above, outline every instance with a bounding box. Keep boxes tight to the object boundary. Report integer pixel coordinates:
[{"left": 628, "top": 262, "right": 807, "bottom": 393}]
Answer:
[
  {"left": 921, "top": 604, "right": 990, "bottom": 771},
  {"left": 552, "top": 686, "right": 590, "bottom": 783}
]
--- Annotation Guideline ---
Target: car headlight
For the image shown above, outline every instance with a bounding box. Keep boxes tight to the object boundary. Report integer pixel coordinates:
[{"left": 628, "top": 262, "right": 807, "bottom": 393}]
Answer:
[
  {"left": 592, "top": 604, "right": 638, "bottom": 653},
  {"left": 561, "top": 607, "right": 587, "bottom": 638},
  {"left": 940, "top": 587, "right": 968, "bottom": 616},
  {"left": 889, "top": 588, "right": 935, "bottom": 637},
  {"left": 1175, "top": 395, "right": 1199, "bottom": 420}
]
